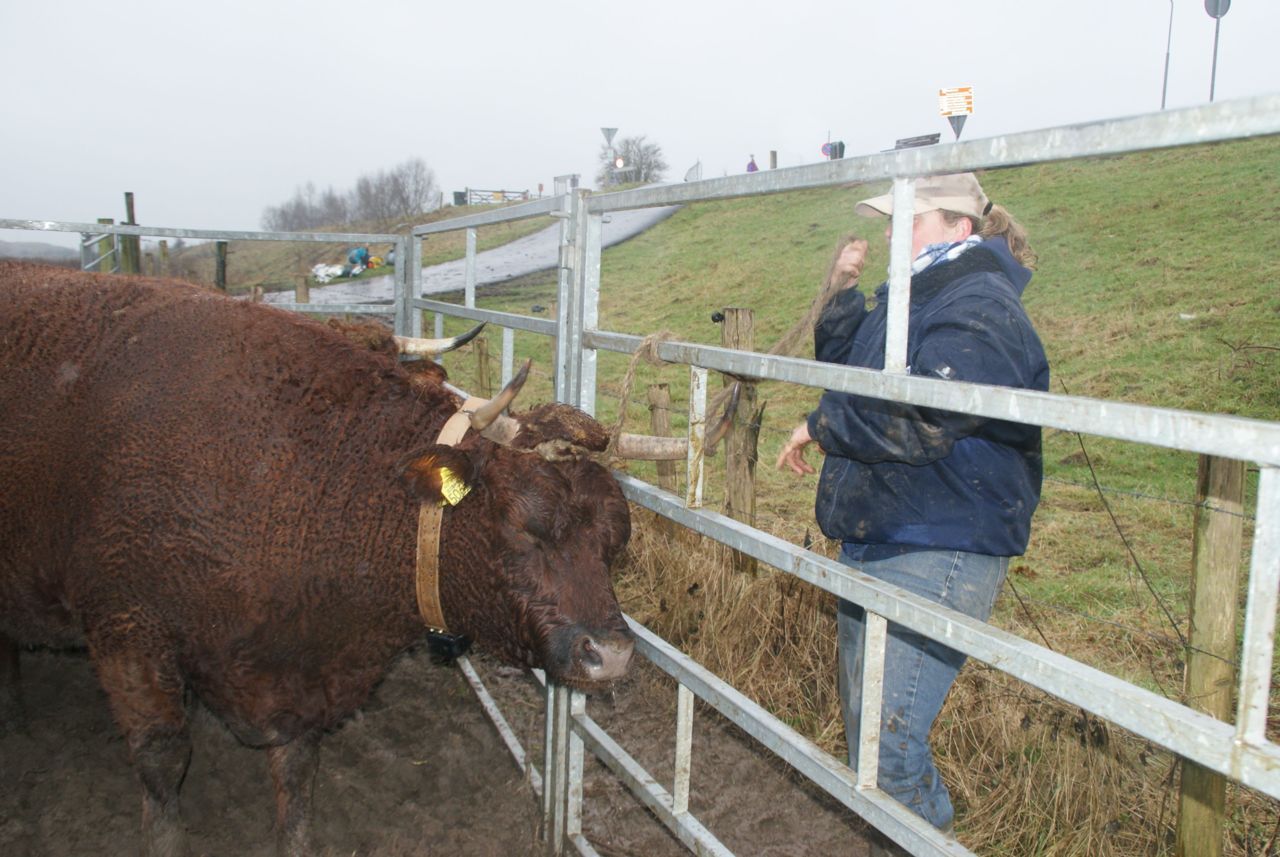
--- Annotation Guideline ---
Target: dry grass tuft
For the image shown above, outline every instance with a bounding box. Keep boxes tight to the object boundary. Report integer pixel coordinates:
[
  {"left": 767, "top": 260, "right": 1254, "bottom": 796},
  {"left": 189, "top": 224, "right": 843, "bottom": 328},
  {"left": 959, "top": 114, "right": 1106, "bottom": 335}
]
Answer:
[{"left": 618, "top": 508, "right": 844, "bottom": 746}]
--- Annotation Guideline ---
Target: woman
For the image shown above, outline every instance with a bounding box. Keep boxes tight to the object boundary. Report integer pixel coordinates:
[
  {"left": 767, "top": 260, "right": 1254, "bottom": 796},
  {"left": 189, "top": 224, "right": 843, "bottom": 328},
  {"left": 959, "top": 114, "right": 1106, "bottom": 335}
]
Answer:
[{"left": 776, "top": 172, "right": 1049, "bottom": 838}]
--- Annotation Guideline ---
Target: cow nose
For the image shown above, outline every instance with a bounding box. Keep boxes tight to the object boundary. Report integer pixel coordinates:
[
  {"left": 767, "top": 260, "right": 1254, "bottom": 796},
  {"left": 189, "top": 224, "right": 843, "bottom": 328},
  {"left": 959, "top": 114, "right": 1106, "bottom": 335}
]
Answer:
[{"left": 577, "top": 634, "right": 634, "bottom": 681}]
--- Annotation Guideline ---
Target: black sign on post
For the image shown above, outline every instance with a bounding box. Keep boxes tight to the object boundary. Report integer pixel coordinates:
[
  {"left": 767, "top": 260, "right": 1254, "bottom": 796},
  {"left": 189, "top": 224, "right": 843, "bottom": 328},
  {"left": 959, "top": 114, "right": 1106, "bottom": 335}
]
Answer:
[{"left": 1204, "top": 0, "right": 1230, "bottom": 18}]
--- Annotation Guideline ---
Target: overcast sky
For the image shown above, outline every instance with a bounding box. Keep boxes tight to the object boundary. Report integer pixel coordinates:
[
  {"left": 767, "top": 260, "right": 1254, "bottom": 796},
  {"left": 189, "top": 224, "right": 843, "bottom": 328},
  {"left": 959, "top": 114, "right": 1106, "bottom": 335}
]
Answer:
[{"left": 3, "top": 0, "right": 1276, "bottom": 244}]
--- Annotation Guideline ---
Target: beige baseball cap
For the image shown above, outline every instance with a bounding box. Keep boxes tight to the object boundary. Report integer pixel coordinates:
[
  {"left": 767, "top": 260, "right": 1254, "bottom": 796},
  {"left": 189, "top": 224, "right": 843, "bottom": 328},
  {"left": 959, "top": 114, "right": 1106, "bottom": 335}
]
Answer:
[{"left": 855, "top": 172, "right": 990, "bottom": 219}]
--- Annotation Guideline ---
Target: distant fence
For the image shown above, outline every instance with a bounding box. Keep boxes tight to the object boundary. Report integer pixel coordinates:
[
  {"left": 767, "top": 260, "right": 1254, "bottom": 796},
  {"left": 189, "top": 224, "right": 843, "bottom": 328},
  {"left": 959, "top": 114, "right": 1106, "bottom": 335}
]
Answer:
[
  {"left": 458, "top": 187, "right": 532, "bottom": 206},
  {"left": 3, "top": 92, "right": 1278, "bottom": 857}
]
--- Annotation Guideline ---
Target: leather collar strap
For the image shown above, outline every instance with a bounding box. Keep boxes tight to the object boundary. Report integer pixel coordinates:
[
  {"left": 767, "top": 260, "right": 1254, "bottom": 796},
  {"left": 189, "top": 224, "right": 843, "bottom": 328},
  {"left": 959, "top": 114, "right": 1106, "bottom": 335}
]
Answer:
[{"left": 414, "top": 409, "right": 473, "bottom": 632}]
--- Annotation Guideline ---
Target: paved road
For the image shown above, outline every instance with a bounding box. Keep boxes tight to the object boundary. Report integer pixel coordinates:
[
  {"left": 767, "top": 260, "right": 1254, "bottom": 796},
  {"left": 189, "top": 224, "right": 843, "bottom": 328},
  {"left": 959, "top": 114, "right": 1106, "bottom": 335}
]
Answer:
[{"left": 267, "top": 204, "right": 679, "bottom": 306}]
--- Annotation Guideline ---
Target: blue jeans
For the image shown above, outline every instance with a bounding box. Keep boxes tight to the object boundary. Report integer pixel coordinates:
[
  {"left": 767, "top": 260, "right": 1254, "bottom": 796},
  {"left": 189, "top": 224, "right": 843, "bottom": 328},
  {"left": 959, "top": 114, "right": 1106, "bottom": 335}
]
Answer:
[{"left": 837, "top": 545, "right": 1008, "bottom": 830}]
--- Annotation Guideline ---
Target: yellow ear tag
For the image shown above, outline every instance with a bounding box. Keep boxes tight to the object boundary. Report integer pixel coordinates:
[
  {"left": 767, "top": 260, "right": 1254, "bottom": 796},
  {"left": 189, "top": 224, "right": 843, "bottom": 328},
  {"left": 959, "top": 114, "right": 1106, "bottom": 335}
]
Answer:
[{"left": 438, "top": 466, "right": 472, "bottom": 507}]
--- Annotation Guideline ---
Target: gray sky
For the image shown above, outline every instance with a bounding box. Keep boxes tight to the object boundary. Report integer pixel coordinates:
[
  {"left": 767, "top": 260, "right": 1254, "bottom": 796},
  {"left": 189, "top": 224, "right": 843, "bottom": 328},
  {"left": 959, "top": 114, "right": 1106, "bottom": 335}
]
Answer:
[{"left": 3, "top": 0, "right": 1276, "bottom": 242}]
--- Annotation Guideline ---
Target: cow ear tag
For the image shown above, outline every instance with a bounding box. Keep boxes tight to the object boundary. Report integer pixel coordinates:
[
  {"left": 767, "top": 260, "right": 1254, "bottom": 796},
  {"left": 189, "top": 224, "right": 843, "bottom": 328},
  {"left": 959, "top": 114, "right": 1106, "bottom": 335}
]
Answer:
[{"left": 438, "top": 466, "right": 471, "bottom": 506}]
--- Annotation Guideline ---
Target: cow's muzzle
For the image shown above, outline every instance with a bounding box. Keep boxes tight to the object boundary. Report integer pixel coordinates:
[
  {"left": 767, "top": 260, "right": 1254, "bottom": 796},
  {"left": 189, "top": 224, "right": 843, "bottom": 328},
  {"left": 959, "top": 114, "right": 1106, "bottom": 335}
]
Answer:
[{"left": 548, "top": 624, "right": 635, "bottom": 688}]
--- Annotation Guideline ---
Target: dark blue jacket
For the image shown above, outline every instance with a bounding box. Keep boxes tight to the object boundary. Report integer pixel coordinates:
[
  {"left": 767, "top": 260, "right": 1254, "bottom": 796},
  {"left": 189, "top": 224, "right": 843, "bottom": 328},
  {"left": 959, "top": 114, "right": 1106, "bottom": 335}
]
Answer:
[{"left": 807, "top": 237, "right": 1048, "bottom": 557}]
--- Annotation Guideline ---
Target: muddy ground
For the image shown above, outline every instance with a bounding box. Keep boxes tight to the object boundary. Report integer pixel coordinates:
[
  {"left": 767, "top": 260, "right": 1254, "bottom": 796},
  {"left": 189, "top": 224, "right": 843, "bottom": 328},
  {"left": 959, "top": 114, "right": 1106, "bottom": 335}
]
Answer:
[{"left": 0, "top": 645, "right": 875, "bottom": 856}]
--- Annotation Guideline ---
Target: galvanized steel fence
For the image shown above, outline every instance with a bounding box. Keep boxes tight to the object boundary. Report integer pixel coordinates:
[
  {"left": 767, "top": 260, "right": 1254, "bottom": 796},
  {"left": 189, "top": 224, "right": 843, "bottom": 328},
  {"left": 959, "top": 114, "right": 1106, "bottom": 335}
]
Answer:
[
  {"left": 402, "top": 94, "right": 1280, "bottom": 857},
  {"left": 3, "top": 92, "right": 1278, "bottom": 857}
]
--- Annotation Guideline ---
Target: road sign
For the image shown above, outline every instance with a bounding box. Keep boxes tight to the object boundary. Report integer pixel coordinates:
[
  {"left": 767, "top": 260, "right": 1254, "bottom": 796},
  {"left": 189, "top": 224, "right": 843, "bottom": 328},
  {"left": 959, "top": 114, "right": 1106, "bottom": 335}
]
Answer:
[
  {"left": 1204, "top": 0, "right": 1230, "bottom": 19},
  {"left": 939, "top": 86, "right": 974, "bottom": 140},
  {"left": 601, "top": 127, "right": 617, "bottom": 146},
  {"left": 938, "top": 86, "right": 974, "bottom": 117},
  {"left": 821, "top": 142, "right": 832, "bottom": 157}
]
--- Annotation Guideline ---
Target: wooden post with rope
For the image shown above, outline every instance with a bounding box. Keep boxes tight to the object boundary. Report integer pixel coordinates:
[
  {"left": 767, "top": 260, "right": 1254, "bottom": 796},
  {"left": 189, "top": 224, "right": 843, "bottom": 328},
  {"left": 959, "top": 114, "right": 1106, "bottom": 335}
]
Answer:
[
  {"left": 646, "top": 383, "right": 676, "bottom": 493},
  {"left": 721, "top": 308, "right": 761, "bottom": 576},
  {"left": 1175, "top": 454, "right": 1245, "bottom": 857},
  {"left": 475, "top": 335, "right": 493, "bottom": 398}
]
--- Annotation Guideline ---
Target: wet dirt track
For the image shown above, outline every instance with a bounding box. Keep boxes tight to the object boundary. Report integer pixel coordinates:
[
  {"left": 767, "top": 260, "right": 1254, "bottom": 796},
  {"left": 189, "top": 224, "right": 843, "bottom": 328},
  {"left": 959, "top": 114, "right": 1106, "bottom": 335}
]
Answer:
[{"left": 0, "top": 647, "right": 874, "bottom": 856}]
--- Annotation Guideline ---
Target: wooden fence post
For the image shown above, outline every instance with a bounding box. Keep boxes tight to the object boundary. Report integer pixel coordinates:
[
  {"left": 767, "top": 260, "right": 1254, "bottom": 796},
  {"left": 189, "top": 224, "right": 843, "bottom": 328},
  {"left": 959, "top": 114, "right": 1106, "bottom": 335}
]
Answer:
[
  {"left": 647, "top": 383, "right": 677, "bottom": 493},
  {"left": 158, "top": 240, "right": 169, "bottom": 277},
  {"left": 721, "top": 308, "right": 761, "bottom": 576},
  {"left": 475, "top": 336, "right": 493, "bottom": 398},
  {"left": 214, "top": 241, "right": 228, "bottom": 291},
  {"left": 121, "top": 192, "right": 141, "bottom": 275},
  {"left": 295, "top": 276, "right": 310, "bottom": 304},
  {"left": 1175, "top": 454, "right": 1246, "bottom": 857}
]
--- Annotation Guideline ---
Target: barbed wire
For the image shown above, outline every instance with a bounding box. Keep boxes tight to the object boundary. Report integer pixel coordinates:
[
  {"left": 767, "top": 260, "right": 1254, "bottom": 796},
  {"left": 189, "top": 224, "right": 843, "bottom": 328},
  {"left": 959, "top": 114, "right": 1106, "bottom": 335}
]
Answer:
[
  {"left": 1042, "top": 476, "right": 1256, "bottom": 520},
  {"left": 1004, "top": 584, "right": 1237, "bottom": 670}
]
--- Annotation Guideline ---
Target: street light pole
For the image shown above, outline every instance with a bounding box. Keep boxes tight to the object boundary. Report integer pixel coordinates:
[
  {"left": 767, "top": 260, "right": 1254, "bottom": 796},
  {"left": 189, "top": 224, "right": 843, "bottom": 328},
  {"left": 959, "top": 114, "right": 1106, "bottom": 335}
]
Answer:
[
  {"left": 1161, "top": 0, "right": 1174, "bottom": 109},
  {"left": 1209, "top": 15, "right": 1222, "bottom": 102}
]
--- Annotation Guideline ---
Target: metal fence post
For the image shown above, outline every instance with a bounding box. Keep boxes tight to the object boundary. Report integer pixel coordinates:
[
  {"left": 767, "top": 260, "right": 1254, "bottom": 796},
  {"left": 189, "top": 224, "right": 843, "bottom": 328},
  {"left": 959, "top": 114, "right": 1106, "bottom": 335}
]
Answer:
[
  {"left": 408, "top": 235, "right": 423, "bottom": 338},
  {"left": 542, "top": 681, "right": 570, "bottom": 855},
  {"left": 465, "top": 227, "right": 477, "bottom": 309},
  {"left": 501, "top": 327, "right": 515, "bottom": 386},
  {"left": 575, "top": 205, "right": 602, "bottom": 415},
  {"left": 883, "top": 178, "right": 915, "bottom": 374},
  {"left": 553, "top": 191, "right": 579, "bottom": 403},
  {"left": 685, "top": 367, "right": 708, "bottom": 509},
  {"left": 393, "top": 235, "right": 408, "bottom": 337}
]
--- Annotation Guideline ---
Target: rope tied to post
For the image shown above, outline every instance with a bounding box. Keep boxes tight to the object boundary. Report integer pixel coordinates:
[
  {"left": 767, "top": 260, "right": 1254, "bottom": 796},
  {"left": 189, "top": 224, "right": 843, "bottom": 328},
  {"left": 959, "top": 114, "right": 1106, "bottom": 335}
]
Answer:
[{"left": 606, "top": 331, "right": 677, "bottom": 455}]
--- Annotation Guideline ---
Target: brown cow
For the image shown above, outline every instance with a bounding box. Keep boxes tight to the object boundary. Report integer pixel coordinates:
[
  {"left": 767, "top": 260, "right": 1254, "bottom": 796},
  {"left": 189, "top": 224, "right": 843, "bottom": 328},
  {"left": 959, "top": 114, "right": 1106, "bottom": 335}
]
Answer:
[{"left": 0, "top": 263, "right": 634, "bottom": 855}]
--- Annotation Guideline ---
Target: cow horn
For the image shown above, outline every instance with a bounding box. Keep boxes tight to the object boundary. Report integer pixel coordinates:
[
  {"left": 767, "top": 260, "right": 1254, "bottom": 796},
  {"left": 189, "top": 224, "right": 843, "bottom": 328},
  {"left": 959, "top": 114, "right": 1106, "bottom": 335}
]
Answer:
[
  {"left": 614, "top": 383, "right": 742, "bottom": 461},
  {"left": 394, "top": 322, "right": 487, "bottom": 356},
  {"left": 468, "top": 359, "right": 531, "bottom": 432}
]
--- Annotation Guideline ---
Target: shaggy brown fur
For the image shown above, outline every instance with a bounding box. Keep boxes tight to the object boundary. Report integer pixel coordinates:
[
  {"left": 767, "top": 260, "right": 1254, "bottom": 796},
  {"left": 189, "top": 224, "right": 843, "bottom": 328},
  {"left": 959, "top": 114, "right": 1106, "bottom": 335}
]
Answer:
[
  {"left": 0, "top": 263, "right": 632, "bottom": 856},
  {"left": 324, "top": 316, "right": 449, "bottom": 386}
]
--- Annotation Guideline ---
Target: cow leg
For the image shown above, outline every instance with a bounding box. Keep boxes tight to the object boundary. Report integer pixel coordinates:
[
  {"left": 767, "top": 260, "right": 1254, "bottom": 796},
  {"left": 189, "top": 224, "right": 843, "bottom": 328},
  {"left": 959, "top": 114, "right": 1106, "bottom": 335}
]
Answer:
[
  {"left": 92, "top": 646, "right": 192, "bottom": 857},
  {"left": 267, "top": 731, "right": 321, "bottom": 857},
  {"left": 0, "top": 634, "right": 24, "bottom": 734}
]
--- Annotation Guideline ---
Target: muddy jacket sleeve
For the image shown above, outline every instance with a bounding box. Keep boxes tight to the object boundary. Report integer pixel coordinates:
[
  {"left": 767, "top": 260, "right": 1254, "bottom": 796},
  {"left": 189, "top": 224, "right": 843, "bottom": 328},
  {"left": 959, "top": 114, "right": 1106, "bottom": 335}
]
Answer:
[
  {"left": 813, "top": 287, "right": 867, "bottom": 364},
  {"left": 807, "top": 291, "right": 1035, "bottom": 465}
]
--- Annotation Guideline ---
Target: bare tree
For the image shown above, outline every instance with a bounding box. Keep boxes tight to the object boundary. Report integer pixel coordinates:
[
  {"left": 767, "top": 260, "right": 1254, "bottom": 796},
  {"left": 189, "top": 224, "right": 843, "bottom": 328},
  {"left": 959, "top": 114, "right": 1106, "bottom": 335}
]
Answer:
[
  {"left": 596, "top": 135, "right": 668, "bottom": 186},
  {"left": 261, "top": 158, "right": 439, "bottom": 230}
]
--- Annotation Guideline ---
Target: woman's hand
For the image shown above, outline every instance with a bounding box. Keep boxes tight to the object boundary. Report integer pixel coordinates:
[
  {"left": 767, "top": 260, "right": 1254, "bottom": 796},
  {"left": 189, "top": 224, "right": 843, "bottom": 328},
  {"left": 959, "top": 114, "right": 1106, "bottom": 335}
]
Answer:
[
  {"left": 776, "top": 422, "right": 819, "bottom": 475},
  {"left": 828, "top": 237, "right": 869, "bottom": 289}
]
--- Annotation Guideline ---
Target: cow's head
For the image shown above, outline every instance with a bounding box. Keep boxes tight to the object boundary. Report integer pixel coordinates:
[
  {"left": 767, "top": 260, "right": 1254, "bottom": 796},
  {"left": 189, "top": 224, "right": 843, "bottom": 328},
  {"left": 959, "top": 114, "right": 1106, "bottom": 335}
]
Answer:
[
  {"left": 401, "top": 404, "right": 634, "bottom": 690},
  {"left": 396, "top": 358, "right": 740, "bottom": 690}
]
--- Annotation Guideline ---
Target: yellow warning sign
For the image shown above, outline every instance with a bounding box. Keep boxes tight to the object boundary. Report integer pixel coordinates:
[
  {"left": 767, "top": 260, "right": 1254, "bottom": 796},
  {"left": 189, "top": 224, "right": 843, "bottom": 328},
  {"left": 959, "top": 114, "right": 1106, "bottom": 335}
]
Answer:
[{"left": 938, "top": 86, "right": 974, "bottom": 116}]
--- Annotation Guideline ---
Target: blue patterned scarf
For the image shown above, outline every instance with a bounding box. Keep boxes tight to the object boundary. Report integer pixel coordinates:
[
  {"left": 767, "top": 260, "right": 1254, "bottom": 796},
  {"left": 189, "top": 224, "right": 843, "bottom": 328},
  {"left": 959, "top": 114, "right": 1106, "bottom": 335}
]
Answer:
[{"left": 911, "top": 235, "right": 984, "bottom": 275}]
